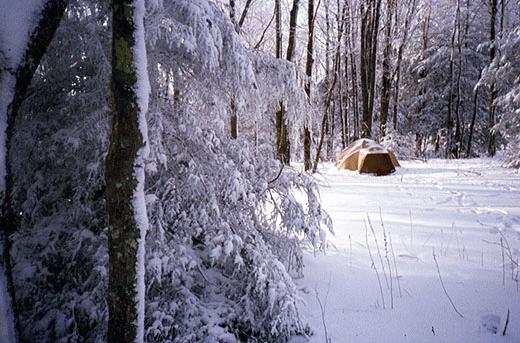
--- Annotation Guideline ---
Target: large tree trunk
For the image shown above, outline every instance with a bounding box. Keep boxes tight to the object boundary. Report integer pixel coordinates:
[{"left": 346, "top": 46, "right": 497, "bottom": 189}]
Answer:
[
  {"left": 360, "top": 0, "right": 382, "bottom": 138},
  {"left": 0, "top": 1, "right": 68, "bottom": 339},
  {"left": 379, "top": 0, "right": 394, "bottom": 139},
  {"left": 487, "top": 0, "right": 497, "bottom": 156},
  {"left": 106, "top": 0, "right": 150, "bottom": 341},
  {"left": 303, "top": 0, "right": 315, "bottom": 171}
]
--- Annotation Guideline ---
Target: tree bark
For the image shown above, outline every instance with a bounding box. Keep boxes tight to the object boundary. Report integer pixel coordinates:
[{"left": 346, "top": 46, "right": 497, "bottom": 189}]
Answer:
[
  {"left": 487, "top": 0, "right": 497, "bottom": 156},
  {"left": 230, "top": 99, "right": 237, "bottom": 139},
  {"left": 274, "top": 0, "right": 290, "bottom": 164},
  {"left": 238, "top": 0, "right": 254, "bottom": 29},
  {"left": 360, "top": 0, "right": 382, "bottom": 138},
  {"left": 346, "top": 1, "right": 360, "bottom": 140},
  {"left": 313, "top": 4, "right": 347, "bottom": 173},
  {"left": 286, "top": 0, "right": 300, "bottom": 62},
  {"left": 446, "top": 0, "right": 459, "bottom": 158},
  {"left": 229, "top": 1, "right": 239, "bottom": 138},
  {"left": 466, "top": 70, "right": 482, "bottom": 157},
  {"left": 453, "top": 0, "right": 463, "bottom": 157},
  {"left": 106, "top": 0, "right": 149, "bottom": 341},
  {"left": 379, "top": 0, "right": 394, "bottom": 139},
  {"left": 303, "top": 0, "right": 315, "bottom": 171}
]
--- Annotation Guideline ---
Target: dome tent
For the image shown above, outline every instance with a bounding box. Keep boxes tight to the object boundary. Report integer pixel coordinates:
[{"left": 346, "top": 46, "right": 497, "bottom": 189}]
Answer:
[{"left": 336, "top": 139, "right": 400, "bottom": 176}]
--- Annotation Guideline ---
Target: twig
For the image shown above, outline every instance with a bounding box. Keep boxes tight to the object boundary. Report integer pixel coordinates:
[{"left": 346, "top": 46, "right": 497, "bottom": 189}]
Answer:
[
  {"left": 315, "top": 275, "right": 332, "bottom": 343},
  {"left": 501, "top": 237, "right": 505, "bottom": 287},
  {"left": 502, "top": 308, "right": 510, "bottom": 336},
  {"left": 379, "top": 208, "right": 394, "bottom": 309},
  {"left": 367, "top": 214, "right": 389, "bottom": 289},
  {"left": 497, "top": 231, "right": 520, "bottom": 281},
  {"left": 268, "top": 162, "right": 285, "bottom": 184},
  {"left": 433, "top": 249, "right": 463, "bottom": 318},
  {"left": 364, "top": 219, "right": 385, "bottom": 309},
  {"left": 389, "top": 231, "right": 402, "bottom": 298}
]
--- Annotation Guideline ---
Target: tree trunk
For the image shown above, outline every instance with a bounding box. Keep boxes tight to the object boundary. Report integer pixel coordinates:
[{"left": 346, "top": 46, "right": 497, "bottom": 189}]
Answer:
[
  {"left": 303, "top": 0, "right": 315, "bottom": 171},
  {"left": 379, "top": 0, "right": 394, "bottom": 139},
  {"left": 324, "top": 0, "right": 333, "bottom": 159},
  {"left": 274, "top": 0, "right": 290, "bottom": 164},
  {"left": 360, "top": 0, "right": 382, "bottom": 138},
  {"left": 392, "top": 0, "right": 417, "bottom": 131},
  {"left": 348, "top": 15, "right": 360, "bottom": 139},
  {"left": 453, "top": 0, "right": 463, "bottom": 158},
  {"left": 313, "top": 4, "right": 347, "bottom": 172},
  {"left": 286, "top": 0, "right": 300, "bottom": 61},
  {"left": 466, "top": 70, "right": 482, "bottom": 157},
  {"left": 275, "top": 0, "right": 282, "bottom": 59},
  {"left": 106, "top": 1, "right": 150, "bottom": 341},
  {"left": 359, "top": 2, "right": 369, "bottom": 137},
  {"left": 446, "top": 0, "right": 459, "bottom": 158},
  {"left": 229, "top": 1, "right": 239, "bottom": 139},
  {"left": 238, "top": 0, "right": 254, "bottom": 29},
  {"left": 487, "top": 0, "right": 497, "bottom": 156},
  {"left": 342, "top": 2, "right": 351, "bottom": 146},
  {"left": 230, "top": 99, "right": 237, "bottom": 139},
  {"left": 0, "top": 1, "right": 68, "bottom": 339},
  {"left": 345, "top": 0, "right": 359, "bottom": 140},
  {"left": 229, "top": 0, "right": 237, "bottom": 31}
]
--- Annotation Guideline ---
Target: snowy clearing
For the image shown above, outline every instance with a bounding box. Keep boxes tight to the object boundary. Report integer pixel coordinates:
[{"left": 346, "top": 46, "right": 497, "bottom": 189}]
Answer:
[{"left": 296, "top": 159, "right": 520, "bottom": 343}]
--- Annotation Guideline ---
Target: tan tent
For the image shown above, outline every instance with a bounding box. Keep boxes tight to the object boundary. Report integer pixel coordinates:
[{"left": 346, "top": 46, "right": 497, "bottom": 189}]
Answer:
[{"left": 336, "top": 139, "right": 400, "bottom": 176}]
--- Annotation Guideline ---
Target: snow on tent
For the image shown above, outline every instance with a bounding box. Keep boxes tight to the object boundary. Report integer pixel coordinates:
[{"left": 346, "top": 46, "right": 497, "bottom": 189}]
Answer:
[{"left": 336, "top": 139, "right": 400, "bottom": 176}]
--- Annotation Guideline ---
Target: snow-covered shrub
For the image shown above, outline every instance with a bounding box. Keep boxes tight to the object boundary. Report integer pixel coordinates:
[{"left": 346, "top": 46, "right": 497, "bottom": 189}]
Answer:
[
  {"left": 7, "top": 0, "right": 331, "bottom": 341},
  {"left": 9, "top": 2, "right": 110, "bottom": 341},
  {"left": 380, "top": 129, "right": 417, "bottom": 160},
  {"left": 144, "top": 113, "right": 329, "bottom": 341},
  {"left": 144, "top": 1, "right": 330, "bottom": 340},
  {"left": 489, "top": 27, "right": 520, "bottom": 168}
]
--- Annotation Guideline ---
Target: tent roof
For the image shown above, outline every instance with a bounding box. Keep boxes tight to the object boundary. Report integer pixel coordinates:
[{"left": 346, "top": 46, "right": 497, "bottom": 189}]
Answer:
[{"left": 336, "top": 139, "right": 400, "bottom": 175}]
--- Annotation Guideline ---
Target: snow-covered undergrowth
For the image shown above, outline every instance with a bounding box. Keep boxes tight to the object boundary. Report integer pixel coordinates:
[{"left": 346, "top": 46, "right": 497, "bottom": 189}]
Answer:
[
  {"left": 296, "top": 159, "right": 520, "bottom": 343},
  {"left": 6, "top": 0, "right": 331, "bottom": 341}
]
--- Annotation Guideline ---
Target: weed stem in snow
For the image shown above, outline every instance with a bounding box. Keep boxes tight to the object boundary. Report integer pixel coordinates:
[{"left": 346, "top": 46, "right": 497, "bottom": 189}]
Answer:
[
  {"left": 433, "top": 249, "right": 463, "bottom": 318},
  {"left": 364, "top": 218, "right": 385, "bottom": 309},
  {"left": 367, "top": 214, "right": 389, "bottom": 289}
]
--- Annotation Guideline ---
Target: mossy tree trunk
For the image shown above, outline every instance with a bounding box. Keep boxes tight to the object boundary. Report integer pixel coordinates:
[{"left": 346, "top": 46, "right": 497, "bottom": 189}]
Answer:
[{"left": 106, "top": 0, "right": 149, "bottom": 341}]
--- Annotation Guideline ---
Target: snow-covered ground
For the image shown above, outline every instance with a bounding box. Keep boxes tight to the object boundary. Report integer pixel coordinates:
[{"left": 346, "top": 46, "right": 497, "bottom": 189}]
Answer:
[{"left": 296, "top": 159, "right": 520, "bottom": 343}]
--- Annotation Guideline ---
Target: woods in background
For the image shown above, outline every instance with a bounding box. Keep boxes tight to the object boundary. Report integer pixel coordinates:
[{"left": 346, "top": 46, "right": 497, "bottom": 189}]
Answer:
[{"left": 235, "top": 0, "right": 520, "bottom": 165}]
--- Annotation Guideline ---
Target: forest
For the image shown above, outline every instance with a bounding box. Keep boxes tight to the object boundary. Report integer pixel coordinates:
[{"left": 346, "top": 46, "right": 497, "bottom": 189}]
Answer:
[{"left": 0, "top": 0, "right": 519, "bottom": 342}]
